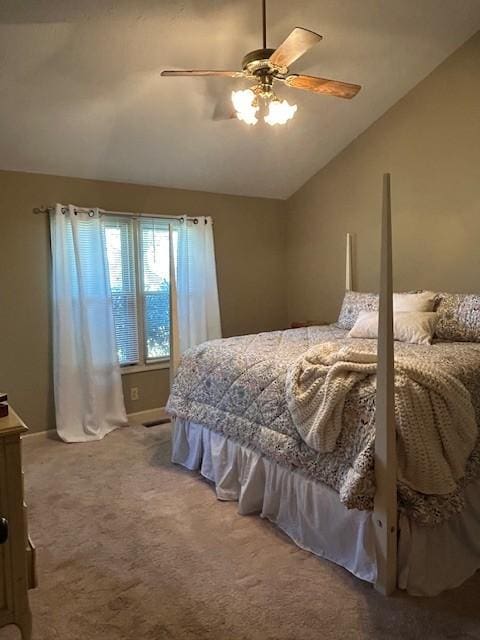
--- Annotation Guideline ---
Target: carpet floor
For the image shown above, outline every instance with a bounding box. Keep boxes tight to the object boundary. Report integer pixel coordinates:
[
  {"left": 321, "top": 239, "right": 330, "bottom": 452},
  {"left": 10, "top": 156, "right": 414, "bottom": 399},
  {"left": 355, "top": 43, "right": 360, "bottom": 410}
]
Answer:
[{"left": 5, "top": 423, "right": 480, "bottom": 640}]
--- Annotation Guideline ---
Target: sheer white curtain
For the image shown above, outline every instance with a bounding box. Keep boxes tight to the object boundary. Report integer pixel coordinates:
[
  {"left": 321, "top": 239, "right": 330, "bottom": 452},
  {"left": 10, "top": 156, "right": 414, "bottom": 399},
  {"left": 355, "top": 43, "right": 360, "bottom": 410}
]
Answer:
[
  {"left": 50, "top": 204, "right": 128, "bottom": 442},
  {"left": 170, "top": 216, "right": 222, "bottom": 372}
]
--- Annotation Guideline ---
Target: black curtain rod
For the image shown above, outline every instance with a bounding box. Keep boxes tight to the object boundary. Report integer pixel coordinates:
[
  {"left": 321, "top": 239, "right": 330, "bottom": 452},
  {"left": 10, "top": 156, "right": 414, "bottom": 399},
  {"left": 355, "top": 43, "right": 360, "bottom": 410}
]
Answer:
[{"left": 32, "top": 206, "right": 208, "bottom": 224}]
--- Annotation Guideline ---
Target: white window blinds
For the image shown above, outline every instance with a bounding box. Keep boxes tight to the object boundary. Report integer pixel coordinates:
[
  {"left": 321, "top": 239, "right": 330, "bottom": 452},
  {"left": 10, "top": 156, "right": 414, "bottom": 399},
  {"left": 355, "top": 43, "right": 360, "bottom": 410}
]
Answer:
[
  {"left": 104, "top": 218, "right": 139, "bottom": 365},
  {"left": 139, "top": 220, "right": 172, "bottom": 361},
  {"left": 103, "top": 216, "right": 176, "bottom": 366},
  {"left": 60, "top": 210, "right": 219, "bottom": 371}
]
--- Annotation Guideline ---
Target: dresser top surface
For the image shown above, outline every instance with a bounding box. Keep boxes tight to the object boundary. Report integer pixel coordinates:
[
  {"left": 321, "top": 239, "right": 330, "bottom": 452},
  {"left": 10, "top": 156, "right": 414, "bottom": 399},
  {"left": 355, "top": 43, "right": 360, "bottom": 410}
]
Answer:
[{"left": 0, "top": 408, "right": 28, "bottom": 436}]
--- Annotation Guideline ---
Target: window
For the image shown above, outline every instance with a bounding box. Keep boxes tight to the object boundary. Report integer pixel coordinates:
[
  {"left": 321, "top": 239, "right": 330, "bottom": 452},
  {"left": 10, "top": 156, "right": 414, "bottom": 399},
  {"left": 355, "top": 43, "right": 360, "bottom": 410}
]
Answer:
[
  {"left": 104, "top": 219, "right": 139, "bottom": 365},
  {"left": 139, "top": 220, "right": 171, "bottom": 361},
  {"left": 104, "top": 217, "right": 174, "bottom": 368}
]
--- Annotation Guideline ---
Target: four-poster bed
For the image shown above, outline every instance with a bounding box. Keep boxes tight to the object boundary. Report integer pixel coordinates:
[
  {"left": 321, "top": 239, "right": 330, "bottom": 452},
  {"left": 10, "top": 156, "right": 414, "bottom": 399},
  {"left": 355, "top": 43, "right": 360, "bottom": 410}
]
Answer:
[
  {"left": 339, "top": 177, "right": 397, "bottom": 594},
  {"left": 168, "top": 174, "right": 480, "bottom": 596},
  {"left": 372, "top": 174, "right": 396, "bottom": 595}
]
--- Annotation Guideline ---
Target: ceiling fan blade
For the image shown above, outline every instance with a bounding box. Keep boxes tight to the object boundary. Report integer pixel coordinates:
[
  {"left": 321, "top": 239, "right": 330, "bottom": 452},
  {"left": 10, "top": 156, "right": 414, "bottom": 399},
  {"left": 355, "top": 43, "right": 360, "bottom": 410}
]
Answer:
[
  {"left": 285, "top": 74, "right": 361, "bottom": 99},
  {"left": 269, "top": 27, "right": 322, "bottom": 68},
  {"left": 161, "top": 70, "right": 244, "bottom": 78}
]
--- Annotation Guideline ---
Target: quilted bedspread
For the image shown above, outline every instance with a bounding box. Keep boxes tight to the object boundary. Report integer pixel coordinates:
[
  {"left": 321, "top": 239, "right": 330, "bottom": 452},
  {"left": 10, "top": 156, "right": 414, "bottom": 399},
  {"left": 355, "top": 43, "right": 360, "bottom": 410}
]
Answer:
[{"left": 167, "top": 326, "right": 480, "bottom": 526}]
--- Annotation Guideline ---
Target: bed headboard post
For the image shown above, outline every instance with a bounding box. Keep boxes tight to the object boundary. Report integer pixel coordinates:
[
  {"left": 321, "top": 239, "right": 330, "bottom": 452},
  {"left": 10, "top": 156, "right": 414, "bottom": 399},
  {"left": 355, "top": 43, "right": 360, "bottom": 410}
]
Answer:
[
  {"left": 345, "top": 233, "right": 353, "bottom": 291},
  {"left": 374, "top": 173, "right": 398, "bottom": 596}
]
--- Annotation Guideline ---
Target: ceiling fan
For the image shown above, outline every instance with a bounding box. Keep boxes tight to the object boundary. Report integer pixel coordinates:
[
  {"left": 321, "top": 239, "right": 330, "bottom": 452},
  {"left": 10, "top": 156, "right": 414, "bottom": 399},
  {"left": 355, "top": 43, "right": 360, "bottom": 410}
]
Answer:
[{"left": 161, "top": 0, "right": 361, "bottom": 126}]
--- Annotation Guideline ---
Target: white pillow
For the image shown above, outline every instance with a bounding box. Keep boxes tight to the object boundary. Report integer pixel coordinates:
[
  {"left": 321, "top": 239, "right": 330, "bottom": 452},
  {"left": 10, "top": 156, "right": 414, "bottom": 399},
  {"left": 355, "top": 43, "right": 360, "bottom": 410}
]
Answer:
[
  {"left": 348, "top": 311, "right": 439, "bottom": 345},
  {"left": 393, "top": 291, "right": 436, "bottom": 312}
]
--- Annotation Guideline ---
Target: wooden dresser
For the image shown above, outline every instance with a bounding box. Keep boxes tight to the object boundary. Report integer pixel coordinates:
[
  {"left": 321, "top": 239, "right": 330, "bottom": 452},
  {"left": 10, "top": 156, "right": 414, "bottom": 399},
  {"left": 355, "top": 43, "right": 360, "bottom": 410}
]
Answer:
[{"left": 0, "top": 409, "right": 36, "bottom": 639}]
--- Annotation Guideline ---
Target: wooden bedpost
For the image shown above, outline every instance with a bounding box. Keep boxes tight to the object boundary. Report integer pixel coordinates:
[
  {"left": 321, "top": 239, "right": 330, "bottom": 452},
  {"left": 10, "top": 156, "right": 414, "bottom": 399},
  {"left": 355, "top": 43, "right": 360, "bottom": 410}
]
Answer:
[
  {"left": 374, "top": 173, "right": 397, "bottom": 596},
  {"left": 345, "top": 233, "right": 353, "bottom": 291}
]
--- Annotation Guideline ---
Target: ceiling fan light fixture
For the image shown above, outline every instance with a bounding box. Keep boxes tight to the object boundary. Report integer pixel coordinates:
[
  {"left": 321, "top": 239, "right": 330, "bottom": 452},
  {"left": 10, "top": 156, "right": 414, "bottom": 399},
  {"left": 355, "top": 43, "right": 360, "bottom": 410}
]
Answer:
[
  {"left": 231, "top": 89, "right": 258, "bottom": 125},
  {"left": 232, "top": 85, "right": 297, "bottom": 126},
  {"left": 162, "top": 1, "right": 362, "bottom": 127},
  {"left": 264, "top": 97, "right": 297, "bottom": 126}
]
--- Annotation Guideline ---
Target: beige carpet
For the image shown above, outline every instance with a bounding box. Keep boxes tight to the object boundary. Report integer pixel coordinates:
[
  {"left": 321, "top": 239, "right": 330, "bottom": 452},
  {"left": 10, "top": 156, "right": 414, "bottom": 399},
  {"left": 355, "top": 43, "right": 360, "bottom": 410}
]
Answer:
[{"left": 7, "top": 424, "right": 480, "bottom": 640}]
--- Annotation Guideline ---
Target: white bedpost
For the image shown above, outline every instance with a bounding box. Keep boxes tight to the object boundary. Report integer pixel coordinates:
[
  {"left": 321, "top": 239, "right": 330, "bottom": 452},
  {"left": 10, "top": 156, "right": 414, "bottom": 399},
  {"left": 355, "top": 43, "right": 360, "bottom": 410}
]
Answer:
[
  {"left": 374, "top": 173, "right": 397, "bottom": 596},
  {"left": 345, "top": 233, "right": 353, "bottom": 291}
]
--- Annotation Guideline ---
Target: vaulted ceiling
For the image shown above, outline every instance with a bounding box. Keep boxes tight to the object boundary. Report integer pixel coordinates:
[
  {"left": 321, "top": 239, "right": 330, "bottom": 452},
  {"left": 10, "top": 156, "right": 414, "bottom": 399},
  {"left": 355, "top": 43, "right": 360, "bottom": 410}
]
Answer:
[{"left": 0, "top": 1, "right": 479, "bottom": 198}]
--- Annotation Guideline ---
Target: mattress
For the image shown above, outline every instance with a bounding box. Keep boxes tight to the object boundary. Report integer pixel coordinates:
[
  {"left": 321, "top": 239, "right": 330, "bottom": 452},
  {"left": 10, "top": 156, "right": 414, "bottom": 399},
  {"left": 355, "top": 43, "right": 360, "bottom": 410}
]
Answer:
[{"left": 167, "top": 325, "right": 480, "bottom": 526}]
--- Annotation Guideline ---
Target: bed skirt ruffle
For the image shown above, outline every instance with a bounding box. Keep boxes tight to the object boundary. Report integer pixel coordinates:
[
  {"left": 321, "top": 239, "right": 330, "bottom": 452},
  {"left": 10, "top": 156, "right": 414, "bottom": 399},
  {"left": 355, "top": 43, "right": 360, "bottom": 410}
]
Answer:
[{"left": 171, "top": 418, "right": 480, "bottom": 596}]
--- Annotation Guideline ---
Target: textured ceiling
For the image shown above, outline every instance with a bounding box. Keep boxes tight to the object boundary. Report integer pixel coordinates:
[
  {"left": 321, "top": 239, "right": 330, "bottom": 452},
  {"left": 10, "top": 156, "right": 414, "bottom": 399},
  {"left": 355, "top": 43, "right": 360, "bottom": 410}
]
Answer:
[{"left": 0, "top": 1, "right": 479, "bottom": 199}]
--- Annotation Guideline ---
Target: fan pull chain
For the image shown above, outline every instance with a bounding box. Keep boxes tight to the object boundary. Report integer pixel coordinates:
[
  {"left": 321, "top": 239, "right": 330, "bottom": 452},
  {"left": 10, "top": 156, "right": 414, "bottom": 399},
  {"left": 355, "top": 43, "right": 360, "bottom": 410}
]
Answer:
[{"left": 262, "top": 0, "right": 267, "bottom": 48}]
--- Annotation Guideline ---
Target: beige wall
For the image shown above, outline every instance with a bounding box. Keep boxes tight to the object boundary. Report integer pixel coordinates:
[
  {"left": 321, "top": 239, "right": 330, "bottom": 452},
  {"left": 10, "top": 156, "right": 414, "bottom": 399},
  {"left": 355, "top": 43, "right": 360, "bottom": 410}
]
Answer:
[
  {"left": 2, "top": 32, "right": 478, "bottom": 432},
  {"left": 286, "top": 32, "right": 480, "bottom": 324},
  {"left": 0, "top": 171, "right": 286, "bottom": 431}
]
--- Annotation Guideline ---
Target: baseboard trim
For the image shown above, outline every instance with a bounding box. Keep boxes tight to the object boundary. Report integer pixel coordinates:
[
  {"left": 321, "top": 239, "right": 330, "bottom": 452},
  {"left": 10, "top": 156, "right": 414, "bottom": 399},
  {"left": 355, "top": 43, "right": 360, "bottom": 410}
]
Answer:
[
  {"left": 127, "top": 407, "right": 167, "bottom": 425},
  {"left": 23, "top": 428, "right": 57, "bottom": 440},
  {"left": 23, "top": 407, "right": 168, "bottom": 437}
]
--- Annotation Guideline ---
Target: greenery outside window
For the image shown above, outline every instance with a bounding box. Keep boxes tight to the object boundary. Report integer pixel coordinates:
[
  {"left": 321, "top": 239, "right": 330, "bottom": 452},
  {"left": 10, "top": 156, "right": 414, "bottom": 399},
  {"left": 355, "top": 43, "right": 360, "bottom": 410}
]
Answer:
[{"left": 104, "top": 217, "right": 173, "bottom": 368}]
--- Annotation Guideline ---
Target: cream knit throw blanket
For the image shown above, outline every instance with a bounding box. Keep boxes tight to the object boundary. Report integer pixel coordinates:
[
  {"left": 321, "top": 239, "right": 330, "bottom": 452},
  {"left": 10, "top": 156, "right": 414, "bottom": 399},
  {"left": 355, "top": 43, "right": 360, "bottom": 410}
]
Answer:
[{"left": 286, "top": 343, "right": 477, "bottom": 495}]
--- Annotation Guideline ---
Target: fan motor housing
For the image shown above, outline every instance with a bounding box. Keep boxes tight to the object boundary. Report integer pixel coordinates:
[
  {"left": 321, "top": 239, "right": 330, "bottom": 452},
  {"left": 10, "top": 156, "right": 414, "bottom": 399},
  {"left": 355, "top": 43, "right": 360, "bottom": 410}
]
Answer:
[{"left": 242, "top": 48, "right": 287, "bottom": 76}]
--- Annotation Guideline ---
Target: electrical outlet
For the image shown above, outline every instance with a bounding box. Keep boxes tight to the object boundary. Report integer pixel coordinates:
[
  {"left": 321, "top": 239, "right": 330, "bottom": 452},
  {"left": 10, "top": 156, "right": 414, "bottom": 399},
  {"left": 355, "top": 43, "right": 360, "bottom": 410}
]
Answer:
[{"left": 130, "top": 387, "right": 139, "bottom": 401}]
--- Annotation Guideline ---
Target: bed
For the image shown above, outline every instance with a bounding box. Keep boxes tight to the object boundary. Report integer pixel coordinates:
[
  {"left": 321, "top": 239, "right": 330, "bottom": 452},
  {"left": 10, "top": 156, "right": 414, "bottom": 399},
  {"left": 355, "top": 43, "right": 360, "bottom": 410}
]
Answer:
[{"left": 167, "top": 175, "right": 480, "bottom": 596}]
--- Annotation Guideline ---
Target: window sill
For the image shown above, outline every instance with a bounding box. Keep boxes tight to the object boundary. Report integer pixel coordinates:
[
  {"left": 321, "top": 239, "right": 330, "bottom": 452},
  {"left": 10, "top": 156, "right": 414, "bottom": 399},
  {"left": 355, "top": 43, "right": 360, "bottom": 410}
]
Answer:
[{"left": 120, "top": 361, "right": 170, "bottom": 375}]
